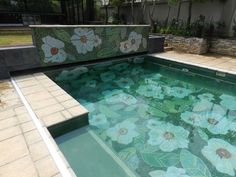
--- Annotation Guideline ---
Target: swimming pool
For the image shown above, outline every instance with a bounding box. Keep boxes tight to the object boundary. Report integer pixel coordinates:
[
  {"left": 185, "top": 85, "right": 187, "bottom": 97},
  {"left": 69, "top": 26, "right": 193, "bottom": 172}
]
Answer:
[{"left": 46, "top": 56, "right": 236, "bottom": 177}]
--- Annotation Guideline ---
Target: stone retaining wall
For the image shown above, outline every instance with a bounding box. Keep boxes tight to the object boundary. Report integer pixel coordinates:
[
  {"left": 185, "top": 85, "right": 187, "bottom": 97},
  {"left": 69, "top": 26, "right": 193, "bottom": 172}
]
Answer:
[
  {"left": 165, "top": 35, "right": 209, "bottom": 54},
  {"left": 209, "top": 38, "right": 236, "bottom": 57}
]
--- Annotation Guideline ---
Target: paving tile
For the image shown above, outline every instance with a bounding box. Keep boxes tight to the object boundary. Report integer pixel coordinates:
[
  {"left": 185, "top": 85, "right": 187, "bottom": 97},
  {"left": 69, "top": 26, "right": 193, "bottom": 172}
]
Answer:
[
  {"left": 35, "top": 104, "right": 64, "bottom": 118},
  {"left": 16, "top": 79, "right": 38, "bottom": 88},
  {"left": 46, "top": 85, "right": 62, "bottom": 92},
  {"left": 0, "top": 109, "right": 15, "bottom": 120},
  {"left": 56, "top": 94, "right": 72, "bottom": 102},
  {"left": 0, "top": 126, "right": 21, "bottom": 142},
  {"left": 30, "top": 98, "right": 58, "bottom": 110},
  {"left": 68, "top": 105, "right": 88, "bottom": 117},
  {"left": 0, "top": 117, "right": 18, "bottom": 130},
  {"left": 17, "top": 113, "right": 31, "bottom": 123},
  {"left": 21, "top": 121, "right": 36, "bottom": 133},
  {"left": 14, "top": 106, "right": 28, "bottom": 115},
  {"left": 33, "top": 73, "right": 48, "bottom": 80},
  {"left": 61, "top": 110, "right": 72, "bottom": 119},
  {"left": 0, "top": 98, "right": 22, "bottom": 111},
  {"left": 14, "top": 75, "right": 35, "bottom": 82},
  {"left": 0, "top": 156, "right": 38, "bottom": 177},
  {"left": 0, "top": 135, "right": 29, "bottom": 166},
  {"left": 42, "top": 112, "right": 66, "bottom": 127},
  {"left": 50, "top": 89, "right": 66, "bottom": 97},
  {"left": 21, "top": 85, "right": 45, "bottom": 95},
  {"left": 29, "top": 141, "right": 49, "bottom": 161},
  {"left": 0, "top": 90, "right": 18, "bottom": 100},
  {"left": 26, "top": 91, "right": 53, "bottom": 102},
  {"left": 61, "top": 99, "right": 80, "bottom": 109},
  {"left": 35, "top": 156, "right": 59, "bottom": 177},
  {"left": 40, "top": 80, "right": 57, "bottom": 87},
  {"left": 24, "top": 129, "right": 42, "bottom": 145}
]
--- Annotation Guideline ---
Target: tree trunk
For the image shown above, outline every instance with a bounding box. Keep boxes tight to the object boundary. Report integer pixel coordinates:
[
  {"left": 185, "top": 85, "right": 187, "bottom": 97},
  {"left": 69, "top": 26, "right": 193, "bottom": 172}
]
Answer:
[
  {"left": 86, "top": 0, "right": 95, "bottom": 22},
  {"left": 105, "top": 5, "right": 108, "bottom": 24},
  {"left": 187, "top": 0, "right": 192, "bottom": 27},
  {"left": 117, "top": 6, "right": 120, "bottom": 22},
  {"left": 23, "top": 0, "right": 28, "bottom": 11},
  {"left": 131, "top": 0, "right": 134, "bottom": 24},
  {"left": 76, "top": 0, "right": 80, "bottom": 24},
  {"left": 81, "top": 0, "right": 85, "bottom": 24},
  {"left": 176, "top": 0, "right": 182, "bottom": 22},
  {"left": 165, "top": 6, "right": 171, "bottom": 27}
]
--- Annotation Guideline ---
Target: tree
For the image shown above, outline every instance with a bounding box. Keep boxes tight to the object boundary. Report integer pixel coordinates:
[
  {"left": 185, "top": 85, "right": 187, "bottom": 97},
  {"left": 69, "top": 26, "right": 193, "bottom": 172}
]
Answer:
[
  {"left": 110, "top": 0, "right": 125, "bottom": 22},
  {"left": 148, "top": 0, "right": 159, "bottom": 30},
  {"left": 168, "top": 0, "right": 182, "bottom": 23},
  {"left": 187, "top": 0, "right": 208, "bottom": 27},
  {"left": 131, "top": 0, "right": 135, "bottom": 24}
]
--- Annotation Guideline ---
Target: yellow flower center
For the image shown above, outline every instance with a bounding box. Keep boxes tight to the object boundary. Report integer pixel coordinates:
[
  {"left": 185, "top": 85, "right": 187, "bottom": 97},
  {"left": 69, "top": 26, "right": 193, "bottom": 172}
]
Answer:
[{"left": 216, "top": 148, "right": 231, "bottom": 159}]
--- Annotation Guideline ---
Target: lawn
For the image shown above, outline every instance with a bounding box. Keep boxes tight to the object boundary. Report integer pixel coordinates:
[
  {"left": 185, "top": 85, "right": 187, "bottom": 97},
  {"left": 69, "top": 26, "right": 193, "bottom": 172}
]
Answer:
[{"left": 0, "top": 33, "right": 32, "bottom": 47}]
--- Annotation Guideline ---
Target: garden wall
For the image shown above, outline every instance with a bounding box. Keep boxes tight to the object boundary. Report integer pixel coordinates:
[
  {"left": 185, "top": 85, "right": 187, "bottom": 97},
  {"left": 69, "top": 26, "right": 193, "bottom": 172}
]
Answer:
[
  {"left": 31, "top": 25, "right": 150, "bottom": 66},
  {"left": 209, "top": 38, "right": 236, "bottom": 57},
  {"left": 165, "top": 35, "right": 208, "bottom": 54}
]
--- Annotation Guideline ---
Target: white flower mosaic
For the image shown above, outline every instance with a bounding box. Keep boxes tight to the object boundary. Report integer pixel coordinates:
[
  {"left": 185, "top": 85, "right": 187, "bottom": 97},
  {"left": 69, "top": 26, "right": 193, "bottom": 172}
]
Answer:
[
  {"left": 71, "top": 28, "right": 101, "bottom": 54},
  {"left": 148, "top": 122, "right": 189, "bottom": 152},
  {"left": 220, "top": 94, "right": 236, "bottom": 111},
  {"left": 120, "top": 31, "right": 142, "bottom": 53},
  {"left": 107, "top": 120, "right": 139, "bottom": 144},
  {"left": 202, "top": 138, "right": 236, "bottom": 176},
  {"left": 89, "top": 114, "right": 109, "bottom": 129},
  {"left": 41, "top": 35, "right": 67, "bottom": 63}
]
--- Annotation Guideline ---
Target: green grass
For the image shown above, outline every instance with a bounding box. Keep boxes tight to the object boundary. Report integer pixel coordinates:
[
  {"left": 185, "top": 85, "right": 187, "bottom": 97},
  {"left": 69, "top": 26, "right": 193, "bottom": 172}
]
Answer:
[{"left": 0, "top": 33, "right": 33, "bottom": 47}]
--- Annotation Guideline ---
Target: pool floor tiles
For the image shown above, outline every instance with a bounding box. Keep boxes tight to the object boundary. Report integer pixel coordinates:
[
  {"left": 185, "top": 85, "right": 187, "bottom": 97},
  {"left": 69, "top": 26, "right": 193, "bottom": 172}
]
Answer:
[{"left": 56, "top": 127, "right": 137, "bottom": 177}]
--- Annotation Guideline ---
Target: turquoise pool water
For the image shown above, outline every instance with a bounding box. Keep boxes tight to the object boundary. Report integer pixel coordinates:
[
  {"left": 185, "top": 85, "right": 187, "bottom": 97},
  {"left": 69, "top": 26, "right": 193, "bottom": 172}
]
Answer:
[{"left": 47, "top": 56, "right": 236, "bottom": 177}]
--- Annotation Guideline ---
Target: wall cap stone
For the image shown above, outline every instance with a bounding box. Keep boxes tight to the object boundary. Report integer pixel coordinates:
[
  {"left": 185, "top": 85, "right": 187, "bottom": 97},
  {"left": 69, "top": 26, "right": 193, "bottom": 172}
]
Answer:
[{"left": 30, "top": 25, "right": 150, "bottom": 28}]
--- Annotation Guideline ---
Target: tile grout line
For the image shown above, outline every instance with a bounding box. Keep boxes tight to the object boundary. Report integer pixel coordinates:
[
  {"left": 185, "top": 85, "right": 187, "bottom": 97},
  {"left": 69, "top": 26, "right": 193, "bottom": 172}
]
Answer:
[{"left": 11, "top": 77, "right": 72, "bottom": 177}]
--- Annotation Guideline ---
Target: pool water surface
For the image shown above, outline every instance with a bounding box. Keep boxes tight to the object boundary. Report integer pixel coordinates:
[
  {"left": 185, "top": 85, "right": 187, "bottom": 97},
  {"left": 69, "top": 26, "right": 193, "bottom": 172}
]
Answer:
[{"left": 47, "top": 56, "right": 236, "bottom": 177}]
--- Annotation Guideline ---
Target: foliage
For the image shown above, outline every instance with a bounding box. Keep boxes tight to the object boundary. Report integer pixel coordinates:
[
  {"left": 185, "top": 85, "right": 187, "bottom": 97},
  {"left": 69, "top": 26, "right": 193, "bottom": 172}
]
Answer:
[
  {"left": 156, "top": 15, "right": 220, "bottom": 38},
  {"left": 3, "top": 0, "right": 59, "bottom": 13},
  {"left": 110, "top": 0, "right": 125, "bottom": 7}
]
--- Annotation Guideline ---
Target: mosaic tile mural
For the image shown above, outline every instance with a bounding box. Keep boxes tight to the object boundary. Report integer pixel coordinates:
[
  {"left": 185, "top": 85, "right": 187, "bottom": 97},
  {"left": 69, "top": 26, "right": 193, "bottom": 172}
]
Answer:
[{"left": 31, "top": 25, "right": 150, "bottom": 65}]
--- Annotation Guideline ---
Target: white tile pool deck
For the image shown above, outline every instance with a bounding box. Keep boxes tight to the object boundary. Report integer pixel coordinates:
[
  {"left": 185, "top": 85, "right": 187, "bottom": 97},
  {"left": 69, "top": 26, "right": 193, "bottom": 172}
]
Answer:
[{"left": 0, "top": 51, "right": 236, "bottom": 177}]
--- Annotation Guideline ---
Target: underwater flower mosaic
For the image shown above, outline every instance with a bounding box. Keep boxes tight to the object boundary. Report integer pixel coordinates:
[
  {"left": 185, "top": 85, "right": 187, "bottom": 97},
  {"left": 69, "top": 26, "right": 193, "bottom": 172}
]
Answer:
[
  {"left": 49, "top": 57, "right": 236, "bottom": 177},
  {"left": 32, "top": 26, "right": 149, "bottom": 65}
]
